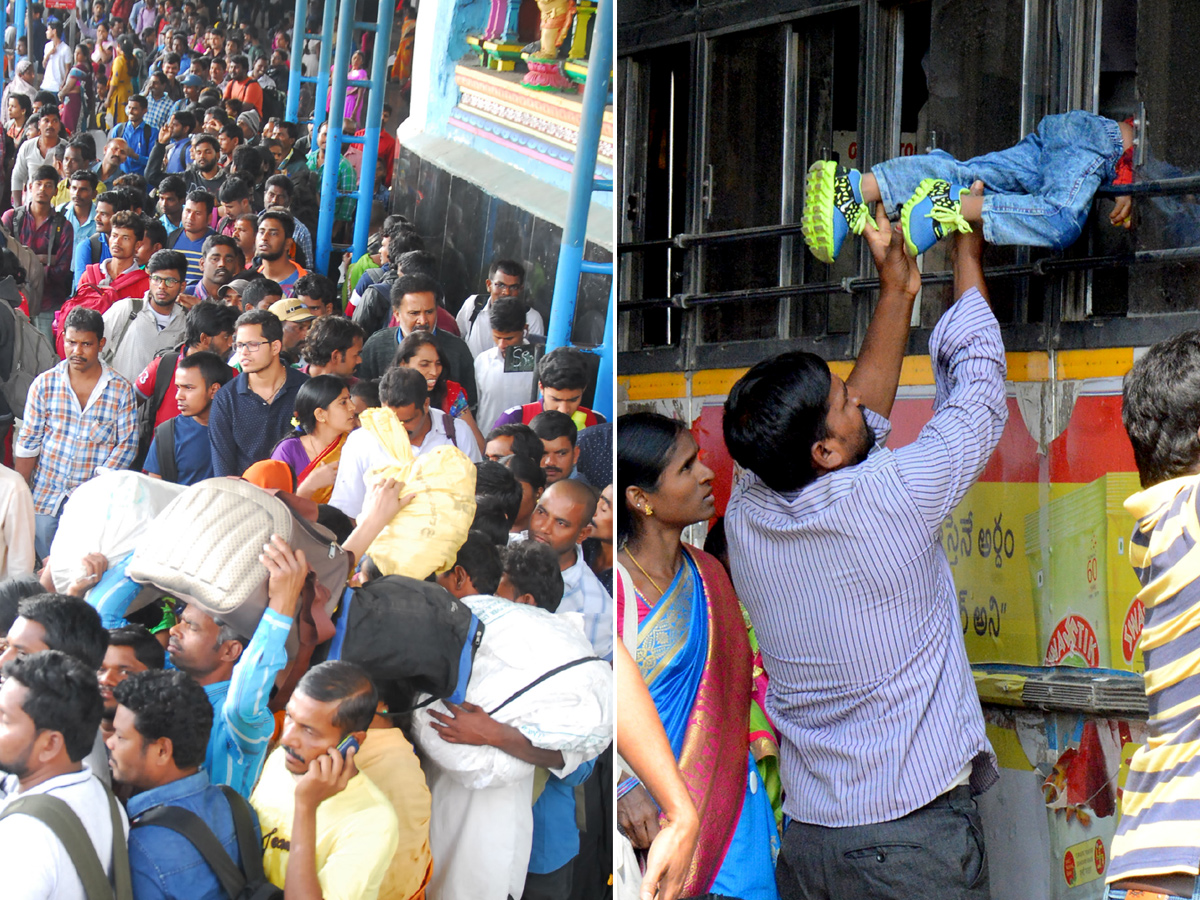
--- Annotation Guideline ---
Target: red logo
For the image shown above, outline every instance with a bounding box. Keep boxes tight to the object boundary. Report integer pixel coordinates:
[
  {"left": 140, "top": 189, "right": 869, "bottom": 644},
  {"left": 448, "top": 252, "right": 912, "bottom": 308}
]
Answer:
[
  {"left": 1044, "top": 615, "right": 1101, "bottom": 668},
  {"left": 1064, "top": 849, "right": 1076, "bottom": 885},
  {"left": 1122, "top": 600, "right": 1144, "bottom": 663},
  {"left": 1094, "top": 839, "right": 1106, "bottom": 874}
]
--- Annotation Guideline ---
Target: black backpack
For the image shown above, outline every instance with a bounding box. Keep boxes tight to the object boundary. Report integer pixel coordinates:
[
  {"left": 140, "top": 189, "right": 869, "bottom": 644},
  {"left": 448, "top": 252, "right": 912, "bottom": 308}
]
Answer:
[
  {"left": 132, "top": 784, "right": 282, "bottom": 900},
  {"left": 133, "top": 344, "right": 182, "bottom": 471},
  {"left": 261, "top": 87, "right": 286, "bottom": 121}
]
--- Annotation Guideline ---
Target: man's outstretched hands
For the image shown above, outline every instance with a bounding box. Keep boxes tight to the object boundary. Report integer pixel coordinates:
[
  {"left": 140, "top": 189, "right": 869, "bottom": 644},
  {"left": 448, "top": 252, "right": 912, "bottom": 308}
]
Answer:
[
  {"left": 951, "top": 181, "right": 987, "bottom": 262},
  {"left": 863, "top": 203, "right": 920, "bottom": 298}
]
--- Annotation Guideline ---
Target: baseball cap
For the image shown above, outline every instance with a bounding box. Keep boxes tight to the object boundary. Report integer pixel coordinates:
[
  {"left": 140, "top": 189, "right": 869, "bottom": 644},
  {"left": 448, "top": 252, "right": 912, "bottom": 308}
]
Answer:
[
  {"left": 268, "top": 297, "right": 316, "bottom": 323},
  {"left": 179, "top": 72, "right": 205, "bottom": 88},
  {"left": 219, "top": 278, "right": 251, "bottom": 299}
]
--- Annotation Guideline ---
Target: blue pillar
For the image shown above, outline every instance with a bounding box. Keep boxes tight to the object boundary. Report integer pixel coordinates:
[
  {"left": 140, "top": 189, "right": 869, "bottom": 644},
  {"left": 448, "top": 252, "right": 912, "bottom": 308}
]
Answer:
[
  {"left": 315, "top": 0, "right": 356, "bottom": 276},
  {"left": 313, "top": 0, "right": 338, "bottom": 132},
  {"left": 545, "top": 0, "right": 612, "bottom": 351},
  {"left": 285, "top": 0, "right": 308, "bottom": 121},
  {"left": 0, "top": 0, "right": 8, "bottom": 80},
  {"left": 352, "top": 0, "right": 395, "bottom": 257},
  {"left": 15, "top": 0, "right": 25, "bottom": 42}
]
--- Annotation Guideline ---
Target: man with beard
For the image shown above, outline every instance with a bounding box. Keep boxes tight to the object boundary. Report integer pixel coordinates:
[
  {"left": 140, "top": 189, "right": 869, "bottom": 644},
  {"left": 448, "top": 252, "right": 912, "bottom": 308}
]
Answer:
[
  {"left": 723, "top": 200, "right": 1005, "bottom": 900},
  {"left": 94, "top": 139, "right": 130, "bottom": 191},
  {"left": 183, "top": 133, "right": 226, "bottom": 195},
  {"left": 97, "top": 625, "right": 164, "bottom": 737},
  {"left": 145, "top": 110, "right": 196, "bottom": 186},
  {"left": 188, "top": 234, "right": 239, "bottom": 302},
  {"left": 164, "top": 534, "right": 307, "bottom": 797},
  {"left": 255, "top": 207, "right": 306, "bottom": 297},
  {"left": 223, "top": 54, "right": 263, "bottom": 118},
  {"left": 101, "top": 249, "right": 189, "bottom": 382}
]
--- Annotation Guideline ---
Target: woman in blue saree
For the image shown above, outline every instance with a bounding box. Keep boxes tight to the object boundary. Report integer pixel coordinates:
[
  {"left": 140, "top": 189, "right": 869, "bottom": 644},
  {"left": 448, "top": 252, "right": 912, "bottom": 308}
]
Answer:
[{"left": 616, "top": 412, "right": 779, "bottom": 900}]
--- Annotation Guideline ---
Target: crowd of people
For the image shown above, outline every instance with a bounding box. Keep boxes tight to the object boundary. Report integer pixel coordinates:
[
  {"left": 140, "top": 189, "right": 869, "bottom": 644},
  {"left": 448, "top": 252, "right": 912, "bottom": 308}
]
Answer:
[{"left": 0, "top": 0, "right": 616, "bottom": 897}]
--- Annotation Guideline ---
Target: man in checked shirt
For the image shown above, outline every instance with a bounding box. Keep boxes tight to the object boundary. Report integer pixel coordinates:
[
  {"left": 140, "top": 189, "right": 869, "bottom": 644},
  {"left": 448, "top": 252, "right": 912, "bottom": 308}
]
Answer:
[
  {"left": 14, "top": 306, "right": 138, "bottom": 559},
  {"left": 724, "top": 184, "right": 1007, "bottom": 900}
]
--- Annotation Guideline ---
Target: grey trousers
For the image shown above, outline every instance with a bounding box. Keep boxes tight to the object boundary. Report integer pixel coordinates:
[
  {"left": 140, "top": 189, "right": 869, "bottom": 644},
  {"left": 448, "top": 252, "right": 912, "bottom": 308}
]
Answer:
[{"left": 776, "top": 786, "right": 989, "bottom": 900}]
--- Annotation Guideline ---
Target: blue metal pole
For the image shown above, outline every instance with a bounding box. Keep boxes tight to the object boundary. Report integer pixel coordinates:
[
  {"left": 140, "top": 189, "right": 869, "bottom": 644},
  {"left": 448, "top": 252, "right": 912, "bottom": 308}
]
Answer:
[
  {"left": 285, "top": 0, "right": 308, "bottom": 121},
  {"left": 591, "top": 282, "right": 614, "bottom": 420},
  {"left": 352, "top": 0, "right": 395, "bottom": 257},
  {"left": 315, "top": 0, "right": 356, "bottom": 276},
  {"left": 544, "top": 0, "right": 612, "bottom": 351},
  {"left": 15, "top": 0, "right": 24, "bottom": 43},
  {"left": 313, "top": 0, "right": 338, "bottom": 131},
  {"left": 0, "top": 1, "right": 8, "bottom": 81}
]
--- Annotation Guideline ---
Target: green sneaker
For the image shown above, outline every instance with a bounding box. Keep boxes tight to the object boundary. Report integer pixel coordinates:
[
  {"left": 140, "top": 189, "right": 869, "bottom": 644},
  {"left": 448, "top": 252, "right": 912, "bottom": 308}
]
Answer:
[
  {"left": 801, "top": 162, "right": 872, "bottom": 264},
  {"left": 900, "top": 178, "right": 973, "bottom": 256}
]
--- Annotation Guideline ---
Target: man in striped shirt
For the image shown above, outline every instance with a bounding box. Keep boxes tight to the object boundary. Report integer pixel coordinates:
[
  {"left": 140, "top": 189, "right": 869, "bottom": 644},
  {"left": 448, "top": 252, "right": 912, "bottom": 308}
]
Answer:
[
  {"left": 1111, "top": 338, "right": 1200, "bottom": 898},
  {"left": 724, "top": 195, "right": 1007, "bottom": 899}
]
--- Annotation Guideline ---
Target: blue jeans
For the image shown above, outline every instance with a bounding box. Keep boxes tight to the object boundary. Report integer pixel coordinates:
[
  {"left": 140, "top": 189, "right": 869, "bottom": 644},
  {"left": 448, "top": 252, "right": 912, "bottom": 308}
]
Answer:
[
  {"left": 34, "top": 512, "right": 59, "bottom": 562},
  {"left": 872, "top": 111, "right": 1125, "bottom": 250},
  {"left": 1104, "top": 882, "right": 1200, "bottom": 899}
]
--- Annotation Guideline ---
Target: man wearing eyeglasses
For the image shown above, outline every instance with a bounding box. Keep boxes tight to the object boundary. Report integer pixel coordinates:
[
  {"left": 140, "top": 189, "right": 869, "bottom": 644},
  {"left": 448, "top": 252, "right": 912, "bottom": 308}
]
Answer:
[
  {"left": 208, "top": 308, "right": 309, "bottom": 476},
  {"left": 455, "top": 259, "right": 544, "bottom": 357},
  {"left": 101, "top": 249, "right": 188, "bottom": 383}
]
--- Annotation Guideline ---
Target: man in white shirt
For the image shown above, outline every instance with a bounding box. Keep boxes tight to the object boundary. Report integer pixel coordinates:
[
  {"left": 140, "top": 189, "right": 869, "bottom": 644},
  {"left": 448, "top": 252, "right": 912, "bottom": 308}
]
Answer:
[
  {"left": 456, "top": 259, "right": 545, "bottom": 357},
  {"left": 331, "top": 367, "right": 481, "bottom": 520},
  {"left": 40, "top": 19, "right": 72, "bottom": 93},
  {"left": 474, "top": 295, "right": 537, "bottom": 433},
  {"left": 0, "top": 464, "right": 35, "bottom": 578},
  {"left": 0, "top": 650, "right": 129, "bottom": 900}
]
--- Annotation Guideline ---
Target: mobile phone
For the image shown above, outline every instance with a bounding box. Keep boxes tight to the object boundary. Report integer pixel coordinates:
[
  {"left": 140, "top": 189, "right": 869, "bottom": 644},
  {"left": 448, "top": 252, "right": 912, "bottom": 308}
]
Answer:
[{"left": 335, "top": 735, "right": 360, "bottom": 758}]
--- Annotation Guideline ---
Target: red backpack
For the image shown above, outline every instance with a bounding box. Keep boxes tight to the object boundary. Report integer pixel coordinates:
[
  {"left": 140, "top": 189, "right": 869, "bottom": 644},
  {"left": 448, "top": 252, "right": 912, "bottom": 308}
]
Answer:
[{"left": 54, "top": 264, "right": 150, "bottom": 357}]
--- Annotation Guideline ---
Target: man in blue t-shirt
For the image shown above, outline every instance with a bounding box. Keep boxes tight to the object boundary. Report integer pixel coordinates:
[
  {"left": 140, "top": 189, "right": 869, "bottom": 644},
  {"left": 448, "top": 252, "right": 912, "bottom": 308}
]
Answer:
[
  {"left": 166, "top": 189, "right": 216, "bottom": 285},
  {"left": 144, "top": 351, "right": 232, "bottom": 485}
]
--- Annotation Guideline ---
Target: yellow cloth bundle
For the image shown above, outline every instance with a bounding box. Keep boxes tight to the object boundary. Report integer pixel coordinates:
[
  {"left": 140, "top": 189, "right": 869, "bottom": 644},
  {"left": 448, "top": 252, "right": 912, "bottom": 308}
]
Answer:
[{"left": 359, "top": 408, "right": 478, "bottom": 579}]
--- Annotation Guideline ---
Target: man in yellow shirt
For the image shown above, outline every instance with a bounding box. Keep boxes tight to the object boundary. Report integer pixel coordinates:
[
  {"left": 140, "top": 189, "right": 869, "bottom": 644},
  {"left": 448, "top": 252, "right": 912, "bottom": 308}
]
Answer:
[{"left": 250, "top": 661, "right": 400, "bottom": 900}]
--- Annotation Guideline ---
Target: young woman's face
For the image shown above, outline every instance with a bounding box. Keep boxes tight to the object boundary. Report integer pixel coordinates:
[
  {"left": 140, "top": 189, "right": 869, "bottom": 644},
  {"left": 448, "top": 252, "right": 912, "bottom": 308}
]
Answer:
[
  {"left": 74, "top": 46, "right": 87, "bottom": 65},
  {"left": 404, "top": 343, "right": 443, "bottom": 390},
  {"left": 318, "top": 388, "right": 358, "bottom": 435}
]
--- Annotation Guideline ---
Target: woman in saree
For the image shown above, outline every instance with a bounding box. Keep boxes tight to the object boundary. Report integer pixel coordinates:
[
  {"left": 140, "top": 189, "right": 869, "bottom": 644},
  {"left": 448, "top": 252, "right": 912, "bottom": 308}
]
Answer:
[
  {"left": 59, "top": 45, "right": 93, "bottom": 135},
  {"left": 343, "top": 51, "right": 370, "bottom": 128},
  {"left": 270, "top": 375, "right": 358, "bottom": 502},
  {"left": 393, "top": 331, "right": 486, "bottom": 454},
  {"left": 616, "top": 411, "right": 779, "bottom": 900},
  {"left": 106, "top": 37, "right": 137, "bottom": 127}
]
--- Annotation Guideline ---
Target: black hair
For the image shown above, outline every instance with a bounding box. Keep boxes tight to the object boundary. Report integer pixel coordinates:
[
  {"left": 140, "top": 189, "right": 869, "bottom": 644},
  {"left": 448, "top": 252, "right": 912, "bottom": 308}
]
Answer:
[
  {"left": 185, "top": 188, "right": 215, "bottom": 213},
  {"left": 177, "top": 350, "right": 233, "bottom": 391},
  {"left": 204, "top": 107, "right": 231, "bottom": 128},
  {"left": 316, "top": 505, "right": 355, "bottom": 544},
  {"left": 158, "top": 174, "right": 187, "bottom": 199},
  {"left": 264, "top": 173, "right": 293, "bottom": 200},
  {"left": 351, "top": 379, "right": 380, "bottom": 408},
  {"left": 110, "top": 210, "right": 145, "bottom": 240},
  {"left": 530, "top": 410, "right": 577, "bottom": 448},
  {"left": 172, "top": 109, "right": 196, "bottom": 131},
  {"left": 389, "top": 272, "right": 441, "bottom": 310},
  {"left": 475, "top": 460, "right": 522, "bottom": 527},
  {"left": 147, "top": 248, "right": 188, "bottom": 279},
  {"left": 1123, "top": 330, "right": 1200, "bottom": 487},
  {"left": 387, "top": 226, "right": 424, "bottom": 256},
  {"left": 616, "top": 412, "right": 688, "bottom": 543},
  {"left": 112, "top": 669, "right": 212, "bottom": 768},
  {"left": 29, "top": 163, "right": 58, "bottom": 185},
  {"left": 96, "top": 191, "right": 129, "bottom": 213},
  {"left": 113, "top": 173, "right": 148, "bottom": 195},
  {"left": 143, "top": 216, "right": 168, "bottom": 248},
  {"left": 490, "top": 295, "right": 527, "bottom": 334},
  {"left": 231, "top": 145, "right": 264, "bottom": 179},
  {"left": 489, "top": 258, "right": 525, "bottom": 281},
  {"left": 189, "top": 132, "right": 218, "bottom": 152},
  {"left": 3, "top": 651, "right": 103, "bottom": 762},
  {"left": 486, "top": 423, "right": 544, "bottom": 464},
  {"left": 723, "top": 351, "right": 833, "bottom": 493},
  {"left": 257, "top": 206, "right": 295, "bottom": 240},
  {"left": 502, "top": 541, "right": 564, "bottom": 612},
  {"left": 504, "top": 452, "right": 545, "bottom": 493},
  {"left": 470, "top": 496, "right": 514, "bottom": 546},
  {"left": 63, "top": 307, "right": 104, "bottom": 342},
  {"left": 393, "top": 332, "right": 446, "bottom": 408},
  {"left": 0, "top": 575, "right": 48, "bottom": 634},
  {"left": 184, "top": 300, "right": 239, "bottom": 347},
  {"left": 276, "top": 121, "right": 300, "bottom": 141},
  {"left": 111, "top": 187, "right": 144, "bottom": 213},
  {"left": 235, "top": 307, "right": 283, "bottom": 343},
  {"left": 219, "top": 122, "right": 243, "bottom": 143},
  {"left": 292, "top": 374, "right": 349, "bottom": 434},
  {"left": 218, "top": 176, "right": 251, "bottom": 205},
  {"left": 304, "top": 316, "right": 364, "bottom": 367},
  {"left": 379, "top": 366, "right": 428, "bottom": 409},
  {"left": 394, "top": 249, "right": 437, "bottom": 277},
  {"left": 8, "top": 94, "right": 31, "bottom": 117},
  {"left": 128, "top": 93, "right": 148, "bottom": 109},
  {"left": 106, "top": 624, "right": 166, "bottom": 670},
  {"left": 295, "top": 661, "right": 377, "bottom": 733},
  {"left": 68, "top": 169, "right": 99, "bottom": 189},
  {"left": 451, "top": 530, "right": 503, "bottom": 594},
  {"left": 200, "top": 233, "right": 238, "bottom": 259},
  {"left": 16, "top": 594, "right": 108, "bottom": 670},
  {"left": 536, "top": 346, "right": 589, "bottom": 391},
  {"left": 229, "top": 53, "right": 249, "bottom": 70},
  {"left": 294, "top": 273, "right": 336, "bottom": 310}
]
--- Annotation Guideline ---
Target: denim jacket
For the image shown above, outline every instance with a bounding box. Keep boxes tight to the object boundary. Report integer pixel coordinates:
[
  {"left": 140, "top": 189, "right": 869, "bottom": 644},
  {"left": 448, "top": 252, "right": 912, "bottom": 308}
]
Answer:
[{"left": 127, "top": 770, "right": 262, "bottom": 900}]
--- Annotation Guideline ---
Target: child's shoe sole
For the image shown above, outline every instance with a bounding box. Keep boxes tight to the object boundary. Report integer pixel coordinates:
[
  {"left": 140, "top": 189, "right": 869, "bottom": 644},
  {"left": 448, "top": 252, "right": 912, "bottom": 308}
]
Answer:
[{"left": 801, "top": 161, "right": 870, "bottom": 263}]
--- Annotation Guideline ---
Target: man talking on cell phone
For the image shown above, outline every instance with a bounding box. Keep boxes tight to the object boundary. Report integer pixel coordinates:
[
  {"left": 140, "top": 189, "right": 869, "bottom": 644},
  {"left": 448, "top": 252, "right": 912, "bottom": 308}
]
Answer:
[{"left": 250, "top": 661, "right": 400, "bottom": 898}]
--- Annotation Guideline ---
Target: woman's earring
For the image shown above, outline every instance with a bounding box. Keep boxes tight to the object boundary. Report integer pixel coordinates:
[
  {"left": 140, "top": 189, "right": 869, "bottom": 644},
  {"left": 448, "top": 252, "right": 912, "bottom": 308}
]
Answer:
[{"left": 644, "top": 504, "right": 654, "bottom": 517}]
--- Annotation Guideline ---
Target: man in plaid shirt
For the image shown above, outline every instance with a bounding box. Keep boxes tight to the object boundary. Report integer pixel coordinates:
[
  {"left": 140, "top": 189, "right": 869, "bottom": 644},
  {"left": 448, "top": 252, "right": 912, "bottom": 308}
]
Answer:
[{"left": 15, "top": 307, "right": 138, "bottom": 558}]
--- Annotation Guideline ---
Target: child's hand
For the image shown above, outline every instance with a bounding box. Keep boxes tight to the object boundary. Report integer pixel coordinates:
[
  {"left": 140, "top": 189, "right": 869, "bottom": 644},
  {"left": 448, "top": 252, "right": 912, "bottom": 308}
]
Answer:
[{"left": 1110, "top": 195, "right": 1132, "bottom": 229}]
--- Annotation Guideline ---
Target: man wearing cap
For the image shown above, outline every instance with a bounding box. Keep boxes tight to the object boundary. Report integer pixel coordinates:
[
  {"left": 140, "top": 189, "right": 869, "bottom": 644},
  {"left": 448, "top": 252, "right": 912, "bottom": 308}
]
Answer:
[
  {"left": 219, "top": 277, "right": 251, "bottom": 310},
  {"left": 40, "top": 18, "right": 71, "bottom": 93},
  {"left": 267, "top": 298, "right": 315, "bottom": 367},
  {"left": 170, "top": 73, "right": 205, "bottom": 119},
  {"left": 256, "top": 208, "right": 307, "bottom": 298},
  {"left": 2, "top": 61, "right": 39, "bottom": 130}
]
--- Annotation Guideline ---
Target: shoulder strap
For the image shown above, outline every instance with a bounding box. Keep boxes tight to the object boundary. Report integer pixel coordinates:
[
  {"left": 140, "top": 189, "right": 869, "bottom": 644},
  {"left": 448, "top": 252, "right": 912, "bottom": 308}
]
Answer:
[
  {"left": 486, "top": 656, "right": 602, "bottom": 717},
  {"left": 0, "top": 792, "right": 116, "bottom": 900},
  {"left": 218, "top": 785, "right": 268, "bottom": 883},
  {"left": 12, "top": 206, "right": 24, "bottom": 233},
  {"left": 106, "top": 784, "right": 131, "bottom": 900},
  {"left": 133, "top": 803, "right": 245, "bottom": 897},
  {"left": 90, "top": 234, "right": 103, "bottom": 262},
  {"left": 468, "top": 293, "right": 488, "bottom": 328},
  {"left": 108, "top": 297, "right": 142, "bottom": 354},
  {"left": 154, "top": 415, "right": 178, "bottom": 483}
]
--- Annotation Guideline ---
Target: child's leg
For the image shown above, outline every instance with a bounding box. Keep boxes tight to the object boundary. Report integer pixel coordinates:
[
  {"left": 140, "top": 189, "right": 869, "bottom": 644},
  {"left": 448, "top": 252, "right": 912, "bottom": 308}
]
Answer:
[
  {"left": 861, "top": 171, "right": 983, "bottom": 224},
  {"left": 869, "top": 150, "right": 990, "bottom": 215}
]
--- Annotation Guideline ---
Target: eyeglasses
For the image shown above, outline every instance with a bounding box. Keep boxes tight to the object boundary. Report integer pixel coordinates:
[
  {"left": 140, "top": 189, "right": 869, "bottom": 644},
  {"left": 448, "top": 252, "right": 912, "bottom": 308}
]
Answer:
[
  {"left": 493, "top": 282, "right": 523, "bottom": 295},
  {"left": 149, "top": 274, "right": 180, "bottom": 286},
  {"left": 233, "top": 340, "right": 270, "bottom": 353}
]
